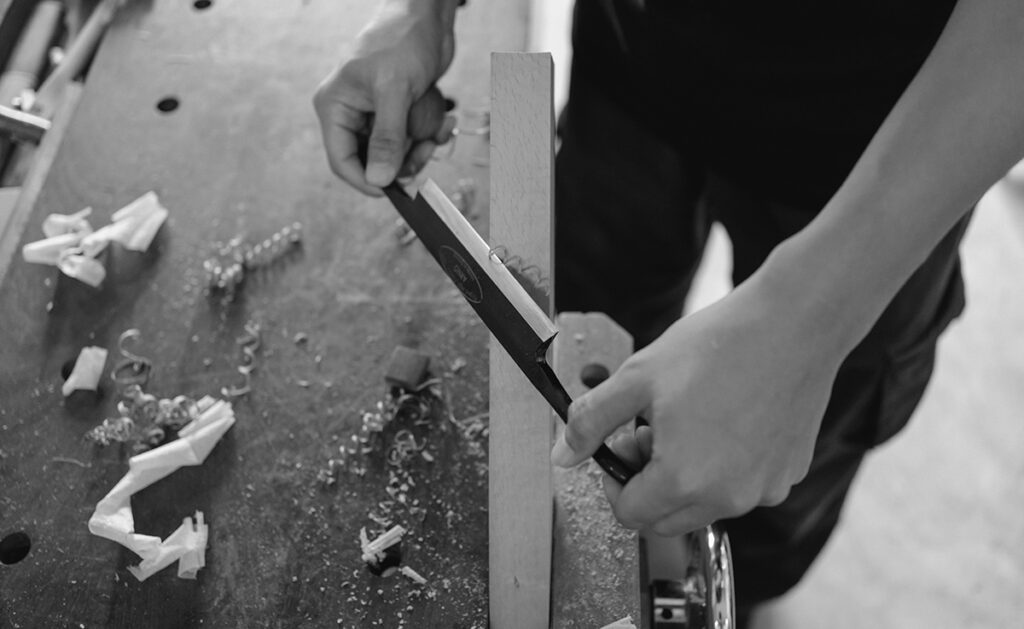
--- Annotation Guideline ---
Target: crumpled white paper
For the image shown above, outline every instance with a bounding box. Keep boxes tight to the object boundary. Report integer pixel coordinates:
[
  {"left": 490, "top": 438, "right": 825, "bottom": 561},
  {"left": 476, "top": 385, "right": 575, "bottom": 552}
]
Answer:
[
  {"left": 57, "top": 247, "right": 107, "bottom": 286},
  {"left": 22, "top": 229, "right": 90, "bottom": 265},
  {"left": 62, "top": 346, "right": 108, "bottom": 396},
  {"left": 88, "top": 396, "right": 234, "bottom": 581},
  {"left": 43, "top": 207, "right": 93, "bottom": 238},
  {"left": 80, "top": 192, "right": 168, "bottom": 255},
  {"left": 21, "top": 192, "right": 168, "bottom": 287}
]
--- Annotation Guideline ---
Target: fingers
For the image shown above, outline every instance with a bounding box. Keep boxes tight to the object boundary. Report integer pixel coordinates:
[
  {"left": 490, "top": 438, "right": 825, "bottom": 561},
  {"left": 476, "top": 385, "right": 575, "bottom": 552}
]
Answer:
[
  {"left": 601, "top": 426, "right": 653, "bottom": 509},
  {"left": 313, "top": 80, "right": 383, "bottom": 197},
  {"left": 603, "top": 460, "right": 688, "bottom": 528},
  {"left": 551, "top": 363, "right": 649, "bottom": 468},
  {"left": 316, "top": 72, "right": 456, "bottom": 193},
  {"left": 634, "top": 424, "right": 653, "bottom": 461},
  {"left": 645, "top": 503, "right": 720, "bottom": 537},
  {"left": 603, "top": 425, "right": 654, "bottom": 470},
  {"left": 398, "top": 140, "right": 438, "bottom": 179},
  {"left": 406, "top": 86, "right": 449, "bottom": 141},
  {"left": 397, "top": 89, "right": 455, "bottom": 178},
  {"left": 365, "top": 83, "right": 414, "bottom": 187},
  {"left": 602, "top": 470, "right": 716, "bottom": 535},
  {"left": 398, "top": 113, "right": 459, "bottom": 178}
]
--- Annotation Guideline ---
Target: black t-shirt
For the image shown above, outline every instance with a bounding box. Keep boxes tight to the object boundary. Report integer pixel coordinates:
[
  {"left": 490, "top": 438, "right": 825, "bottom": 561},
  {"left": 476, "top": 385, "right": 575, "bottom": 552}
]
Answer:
[{"left": 570, "top": 0, "right": 959, "bottom": 210}]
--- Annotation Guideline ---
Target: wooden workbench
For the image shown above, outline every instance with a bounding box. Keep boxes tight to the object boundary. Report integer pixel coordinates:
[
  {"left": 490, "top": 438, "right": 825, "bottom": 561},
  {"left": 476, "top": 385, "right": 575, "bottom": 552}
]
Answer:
[{"left": 0, "top": 1, "right": 521, "bottom": 626}]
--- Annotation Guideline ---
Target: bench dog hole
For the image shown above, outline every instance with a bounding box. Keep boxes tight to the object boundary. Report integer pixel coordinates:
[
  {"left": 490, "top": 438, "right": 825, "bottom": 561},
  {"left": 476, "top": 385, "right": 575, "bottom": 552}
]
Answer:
[
  {"left": 0, "top": 532, "right": 31, "bottom": 565},
  {"left": 156, "top": 97, "right": 179, "bottom": 113},
  {"left": 193, "top": 0, "right": 213, "bottom": 9}
]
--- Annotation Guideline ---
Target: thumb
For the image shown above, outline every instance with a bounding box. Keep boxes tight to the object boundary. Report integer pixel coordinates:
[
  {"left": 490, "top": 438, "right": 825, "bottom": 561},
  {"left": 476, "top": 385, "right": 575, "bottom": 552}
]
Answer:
[
  {"left": 552, "top": 364, "right": 649, "bottom": 468},
  {"left": 365, "top": 84, "right": 413, "bottom": 187}
]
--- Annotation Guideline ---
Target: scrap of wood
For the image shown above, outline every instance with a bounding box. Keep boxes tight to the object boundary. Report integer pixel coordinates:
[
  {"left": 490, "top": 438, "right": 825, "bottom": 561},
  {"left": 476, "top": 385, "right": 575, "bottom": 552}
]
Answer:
[
  {"left": 551, "top": 312, "right": 643, "bottom": 628},
  {"left": 0, "top": 81, "right": 82, "bottom": 286},
  {"left": 488, "top": 51, "right": 555, "bottom": 629},
  {"left": 384, "top": 345, "right": 431, "bottom": 391}
]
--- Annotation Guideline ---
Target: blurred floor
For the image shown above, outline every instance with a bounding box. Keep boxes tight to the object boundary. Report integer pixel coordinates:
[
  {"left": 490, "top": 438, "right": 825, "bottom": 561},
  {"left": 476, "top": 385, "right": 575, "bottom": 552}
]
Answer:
[
  {"left": 529, "top": 4, "right": 1024, "bottom": 627},
  {"left": 746, "top": 175, "right": 1024, "bottom": 629}
]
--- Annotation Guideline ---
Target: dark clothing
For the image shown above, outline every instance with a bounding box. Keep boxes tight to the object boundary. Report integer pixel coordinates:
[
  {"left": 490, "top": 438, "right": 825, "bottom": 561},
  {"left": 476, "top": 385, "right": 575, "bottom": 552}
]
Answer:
[
  {"left": 554, "top": 0, "right": 967, "bottom": 614},
  {"left": 570, "top": 0, "right": 958, "bottom": 209}
]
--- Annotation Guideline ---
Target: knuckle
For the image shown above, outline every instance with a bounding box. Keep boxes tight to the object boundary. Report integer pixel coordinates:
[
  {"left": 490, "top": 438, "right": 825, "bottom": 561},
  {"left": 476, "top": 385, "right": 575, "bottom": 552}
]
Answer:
[
  {"left": 721, "top": 486, "right": 758, "bottom": 518},
  {"left": 325, "top": 156, "right": 343, "bottom": 179},
  {"left": 566, "top": 398, "right": 595, "bottom": 449},
  {"left": 793, "top": 452, "right": 813, "bottom": 482},
  {"left": 372, "top": 70, "right": 413, "bottom": 99},
  {"left": 368, "top": 132, "right": 403, "bottom": 154},
  {"left": 616, "top": 354, "right": 647, "bottom": 386},
  {"left": 337, "top": 59, "right": 366, "bottom": 85},
  {"left": 610, "top": 504, "right": 640, "bottom": 531},
  {"left": 760, "top": 485, "right": 791, "bottom": 507},
  {"left": 658, "top": 468, "right": 693, "bottom": 504},
  {"left": 312, "top": 86, "right": 327, "bottom": 112}
]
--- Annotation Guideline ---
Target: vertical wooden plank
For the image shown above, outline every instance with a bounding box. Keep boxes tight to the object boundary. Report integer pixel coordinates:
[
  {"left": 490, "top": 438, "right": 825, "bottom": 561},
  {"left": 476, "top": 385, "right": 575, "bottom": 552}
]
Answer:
[
  {"left": 489, "top": 51, "right": 555, "bottom": 629},
  {"left": 551, "top": 312, "right": 644, "bottom": 628}
]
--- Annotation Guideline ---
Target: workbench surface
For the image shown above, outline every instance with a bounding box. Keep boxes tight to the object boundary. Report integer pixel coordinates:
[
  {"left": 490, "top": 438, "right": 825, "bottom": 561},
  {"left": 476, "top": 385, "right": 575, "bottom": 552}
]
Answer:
[{"left": 0, "top": 1, "right": 524, "bottom": 626}]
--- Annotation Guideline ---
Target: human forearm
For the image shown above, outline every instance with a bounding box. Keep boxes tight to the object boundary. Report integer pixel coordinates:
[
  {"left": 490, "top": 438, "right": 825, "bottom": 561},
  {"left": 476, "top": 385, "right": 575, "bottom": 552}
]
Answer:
[{"left": 758, "top": 0, "right": 1024, "bottom": 352}]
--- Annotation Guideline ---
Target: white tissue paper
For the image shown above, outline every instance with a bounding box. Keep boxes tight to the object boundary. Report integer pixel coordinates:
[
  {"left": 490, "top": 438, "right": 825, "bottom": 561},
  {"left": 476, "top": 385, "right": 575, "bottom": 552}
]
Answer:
[
  {"left": 81, "top": 191, "right": 169, "bottom": 255},
  {"left": 61, "top": 346, "right": 108, "bottom": 396},
  {"left": 42, "top": 207, "right": 93, "bottom": 238},
  {"left": 21, "top": 192, "right": 168, "bottom": 286},
  {"left": 22, "top": 232, "right": 86, "bottom": 266},
  {"left": 88, "top": 396, "right": 234, "bottom": 581},
  {"left": 57, "top": 248, "right": 106, "bottom": 287}
]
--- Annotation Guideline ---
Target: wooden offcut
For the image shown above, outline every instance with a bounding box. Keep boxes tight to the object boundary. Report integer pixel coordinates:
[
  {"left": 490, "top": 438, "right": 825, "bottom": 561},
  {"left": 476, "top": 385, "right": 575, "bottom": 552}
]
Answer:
[
  {"left": 384, "top": 345, "right": 431, "bottom": 391},
  {"left": 0, "top": 81, "right": 81, "bottom": 284},
  {"left": 488, "top": 51, "right": 555, "bottom": 629},
  {"left": 551, "top": 312, "right": 644, "bottom": 627}
]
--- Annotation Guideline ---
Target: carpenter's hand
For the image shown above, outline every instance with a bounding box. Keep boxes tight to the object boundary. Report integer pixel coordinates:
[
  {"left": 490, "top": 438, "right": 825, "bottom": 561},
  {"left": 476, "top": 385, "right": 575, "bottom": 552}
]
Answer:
[
  {"left": 551, "top": 278, "right": 847, "bottom": 536},
  {"left": 314, "top": 2, "right": 457, "bottom": 195}
]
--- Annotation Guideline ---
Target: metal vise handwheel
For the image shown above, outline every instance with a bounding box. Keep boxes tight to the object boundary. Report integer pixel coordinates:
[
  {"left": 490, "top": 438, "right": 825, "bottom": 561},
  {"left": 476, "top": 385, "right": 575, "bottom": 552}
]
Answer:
[{"left": 652, "top": 524, "right": 735, "bottom": 628}]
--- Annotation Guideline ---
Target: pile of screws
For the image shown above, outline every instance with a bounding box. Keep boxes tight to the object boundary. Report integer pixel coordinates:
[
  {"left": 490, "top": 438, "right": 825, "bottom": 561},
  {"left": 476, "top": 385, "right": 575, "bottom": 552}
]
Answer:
[{"left": 204, "top": 222, "right": 303, "bottom": 299}]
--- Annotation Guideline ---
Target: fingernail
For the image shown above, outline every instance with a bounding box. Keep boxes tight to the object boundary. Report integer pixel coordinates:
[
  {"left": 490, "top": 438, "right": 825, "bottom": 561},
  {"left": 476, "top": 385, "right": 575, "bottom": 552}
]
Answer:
[
  {"left": 551, "top": 436, "right": 576, "bottom": 468},
  {"left": 365, "top": 163, "right": 394, "bottom": 187}
]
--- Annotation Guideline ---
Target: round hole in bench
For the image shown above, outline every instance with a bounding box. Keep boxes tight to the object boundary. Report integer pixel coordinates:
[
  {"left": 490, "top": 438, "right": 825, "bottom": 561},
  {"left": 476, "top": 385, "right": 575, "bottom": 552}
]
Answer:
[
  {"left": 0, "top": 532, "right": 31, "bottom": 565},
  {"left": 193, "top": 0, "right": 213, "bottom": 9},
  {"left": 156, "top": 97, "right": 179, "bottom": 114},
  {"left": 580, "top": 363, "right": 610, "bottom": 389}
]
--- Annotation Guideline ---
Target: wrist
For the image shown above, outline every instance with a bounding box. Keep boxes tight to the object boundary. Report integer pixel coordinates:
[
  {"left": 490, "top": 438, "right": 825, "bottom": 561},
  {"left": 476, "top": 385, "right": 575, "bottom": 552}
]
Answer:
[
  {"left": 747, "top": 229, "right": 883, "bottom": 359},
  {"left": 381, "top": 0, "right": 461, "bottom": 28}
]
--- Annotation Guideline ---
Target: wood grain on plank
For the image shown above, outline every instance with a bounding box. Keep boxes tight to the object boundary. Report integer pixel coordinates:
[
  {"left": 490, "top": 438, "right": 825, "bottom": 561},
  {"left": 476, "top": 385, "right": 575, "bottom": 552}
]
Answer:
[
  {"left": 488, "top": 52, "right": 555, "bottom": 629},
  {"left": 551, "top": 312, "right": 643, "bottom": 628}
]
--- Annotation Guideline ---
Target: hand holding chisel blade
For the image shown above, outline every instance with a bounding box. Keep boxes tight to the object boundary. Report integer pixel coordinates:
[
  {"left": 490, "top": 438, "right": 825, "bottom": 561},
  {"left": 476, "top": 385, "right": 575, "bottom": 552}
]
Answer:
[{"left": 383, "top": 179, "right": 637, "bottom": 485}]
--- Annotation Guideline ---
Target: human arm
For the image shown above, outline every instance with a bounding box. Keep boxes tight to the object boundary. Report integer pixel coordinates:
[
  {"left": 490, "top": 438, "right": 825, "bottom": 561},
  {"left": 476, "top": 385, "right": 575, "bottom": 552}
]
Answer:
[
  {"left": 313, "top": 0, "right": 462, "bottom": 196},
  {"left": 552, "top": 0, "right": 1024, "bottom": 535}
]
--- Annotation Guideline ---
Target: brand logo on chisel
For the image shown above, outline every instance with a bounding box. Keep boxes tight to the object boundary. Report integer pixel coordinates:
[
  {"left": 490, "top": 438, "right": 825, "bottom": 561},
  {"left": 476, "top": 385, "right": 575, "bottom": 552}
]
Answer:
[{"left": 439, "top": 246, "right": 482, "bottom": 303}]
